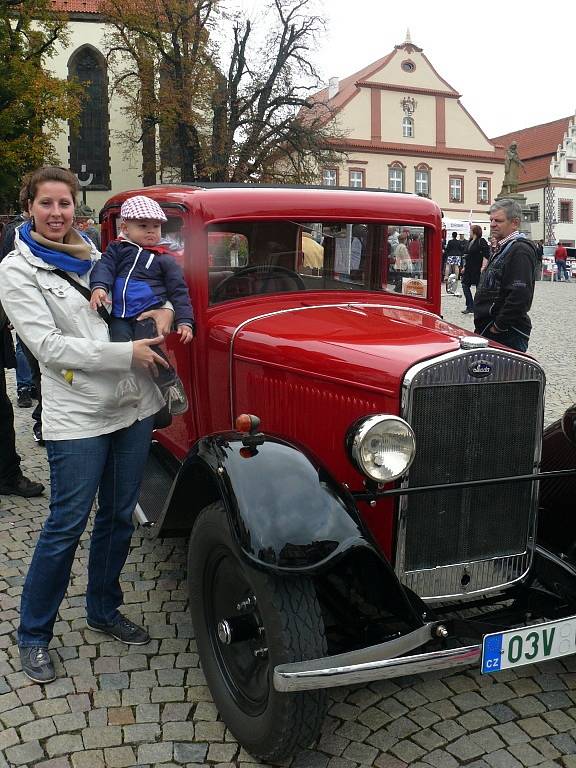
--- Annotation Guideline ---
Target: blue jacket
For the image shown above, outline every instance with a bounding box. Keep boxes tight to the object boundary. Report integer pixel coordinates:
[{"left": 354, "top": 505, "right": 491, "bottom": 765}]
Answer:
[{"left": 90, "top": 238, "right": 194, "bottom": 326}]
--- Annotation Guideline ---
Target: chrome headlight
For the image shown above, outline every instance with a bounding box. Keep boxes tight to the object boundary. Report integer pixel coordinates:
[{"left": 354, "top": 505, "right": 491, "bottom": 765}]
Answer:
[{"left": 348, "top": 415, "right": 416, "bottom": 483}]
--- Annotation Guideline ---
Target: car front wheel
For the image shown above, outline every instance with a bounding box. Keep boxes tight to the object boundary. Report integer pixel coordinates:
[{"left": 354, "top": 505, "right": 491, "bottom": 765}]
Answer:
[{"left": 187, "top": 501, "right": 329, "bottom": 761}]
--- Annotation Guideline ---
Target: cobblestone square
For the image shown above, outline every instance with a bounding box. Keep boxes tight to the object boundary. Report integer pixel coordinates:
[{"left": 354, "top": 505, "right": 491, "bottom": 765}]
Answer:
[{"left": 1, "top": 280, "right": 576, "bottom": 767}]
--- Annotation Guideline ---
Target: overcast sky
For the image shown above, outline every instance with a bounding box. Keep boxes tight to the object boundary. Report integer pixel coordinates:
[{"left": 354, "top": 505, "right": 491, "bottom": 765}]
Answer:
[
  {"left": 232, "top": 0, "right": 574, "bottom": 140},
  {"left": 314, "top": 0, "right": 574, "bottom": 138}
]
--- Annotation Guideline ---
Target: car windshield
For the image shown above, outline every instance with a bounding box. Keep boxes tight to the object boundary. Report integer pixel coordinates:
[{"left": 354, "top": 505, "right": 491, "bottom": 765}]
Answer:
[{"left": 208, "top": 220, "right": 429, "bottom": 303}]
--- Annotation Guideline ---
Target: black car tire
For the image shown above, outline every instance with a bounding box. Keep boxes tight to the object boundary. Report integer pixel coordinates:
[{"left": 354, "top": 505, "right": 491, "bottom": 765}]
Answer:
[{"left": 187, "top": 501, "right": 328, "bottom": 761}]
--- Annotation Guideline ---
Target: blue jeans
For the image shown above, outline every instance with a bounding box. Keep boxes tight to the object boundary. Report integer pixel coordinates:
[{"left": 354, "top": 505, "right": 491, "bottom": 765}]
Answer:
[
  {"left": 15, "top": 337, "right": 33, "bottom": 393},
  {"left": 18, "top": 416, "right": 154, "bottom": 648},
  {"left": 556, "top": 262, "right": 570, "bottom": 281},
  {"left": 482, "top": 327, "right": 529, "bottom": 353},
  {"left": 462, "top": 281, "right": 475, "bottom": 311}
]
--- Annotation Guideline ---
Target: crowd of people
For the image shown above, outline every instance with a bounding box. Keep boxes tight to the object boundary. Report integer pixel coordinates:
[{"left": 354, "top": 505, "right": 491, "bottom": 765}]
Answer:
[{"left": 442, "top": 199, "right": 574, "bottom": 352}]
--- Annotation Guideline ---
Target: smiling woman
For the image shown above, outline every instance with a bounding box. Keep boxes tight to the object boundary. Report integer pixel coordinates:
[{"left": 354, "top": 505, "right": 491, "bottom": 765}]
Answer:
[
  {"left": 29, "top": 180, "right": 76, "bottom": 243},
  {"left": 0, "top": 166, "right": 169, "bottom": 685}
]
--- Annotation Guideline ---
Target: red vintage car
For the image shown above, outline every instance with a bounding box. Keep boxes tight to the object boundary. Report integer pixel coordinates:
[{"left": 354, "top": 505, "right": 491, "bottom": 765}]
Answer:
[{"left": 101, "top": 185, "right": 576, "bottom": 761}]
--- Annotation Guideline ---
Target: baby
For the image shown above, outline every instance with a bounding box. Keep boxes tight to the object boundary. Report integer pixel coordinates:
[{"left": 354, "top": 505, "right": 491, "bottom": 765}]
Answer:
[{"left": 90, "top": 195, "right": 194, "bottom": 414}]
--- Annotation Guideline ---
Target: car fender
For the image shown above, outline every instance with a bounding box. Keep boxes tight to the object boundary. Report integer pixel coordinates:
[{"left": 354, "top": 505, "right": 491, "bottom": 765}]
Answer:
[{"left": 159, "top": 431, "right": 424, "bottom": 628}]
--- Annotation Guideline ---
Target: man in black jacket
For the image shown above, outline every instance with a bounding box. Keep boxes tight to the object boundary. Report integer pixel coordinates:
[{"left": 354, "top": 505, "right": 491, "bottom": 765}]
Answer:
[
  {"left": 0, "top": 304, "right": 44, "bottom": 500},
  {"left": 474, "top": 199, "right": 537, "bottom": 352}
]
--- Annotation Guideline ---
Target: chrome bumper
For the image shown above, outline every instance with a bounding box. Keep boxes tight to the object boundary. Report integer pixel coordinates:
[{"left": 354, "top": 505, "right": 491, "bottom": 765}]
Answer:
[{"left": 273, "top": 622, "right": 481, "bottom": 692}]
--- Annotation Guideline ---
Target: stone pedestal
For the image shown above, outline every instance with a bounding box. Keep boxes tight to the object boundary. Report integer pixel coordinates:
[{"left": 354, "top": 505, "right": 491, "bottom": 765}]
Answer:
[{"left": 495, "top": 192, "right": 532, "bottom": 238}]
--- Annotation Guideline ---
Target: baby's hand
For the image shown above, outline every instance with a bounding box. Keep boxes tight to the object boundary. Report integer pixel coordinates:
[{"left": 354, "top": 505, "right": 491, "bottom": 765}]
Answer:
[
  {"left": 90, "top": 288, "right": 110, "bottom": 310},
  {"left": 177, "top": 324, "right": 194, "bottom": 344}
]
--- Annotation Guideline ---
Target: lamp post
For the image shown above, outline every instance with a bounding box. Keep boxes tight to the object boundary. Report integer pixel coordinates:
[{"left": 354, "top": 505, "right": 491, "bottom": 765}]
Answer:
[{"left": 76, "top": 164, "right": 94, "bottom": 207}]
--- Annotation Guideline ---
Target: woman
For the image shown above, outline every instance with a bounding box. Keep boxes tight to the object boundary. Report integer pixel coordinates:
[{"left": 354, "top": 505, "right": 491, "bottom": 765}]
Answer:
[
  {"left": 0, "top": 166, "right": 171, "bottom": 683},
  {"left": 461, "top": 225, "right": 489, "bottom": 314}
]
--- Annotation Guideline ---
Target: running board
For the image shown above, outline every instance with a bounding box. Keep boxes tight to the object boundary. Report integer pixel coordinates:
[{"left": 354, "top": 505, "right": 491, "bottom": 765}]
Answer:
[{"left": 134, "top": 442, "right": 178, "bottom": 533}]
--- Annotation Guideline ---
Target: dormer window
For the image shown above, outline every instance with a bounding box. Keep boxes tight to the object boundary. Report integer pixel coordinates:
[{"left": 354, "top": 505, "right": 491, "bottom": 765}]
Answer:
[{"left": 402, "top": 116, "right": 414, "bottom": 138}]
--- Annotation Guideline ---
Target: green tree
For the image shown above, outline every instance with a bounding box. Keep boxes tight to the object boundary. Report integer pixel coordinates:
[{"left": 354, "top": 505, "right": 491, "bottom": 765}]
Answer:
[
  {"left": 0, "top": 0, "right": 79, "bottom": 210},
  {"left": 103, "top": 0, "right": 219, "bottom": 184}
]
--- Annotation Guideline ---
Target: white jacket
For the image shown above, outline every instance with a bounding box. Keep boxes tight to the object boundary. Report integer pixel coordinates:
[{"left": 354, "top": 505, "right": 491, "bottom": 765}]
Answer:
[{"left": 0, "top": 232, "right": 164, "bottom": 440}]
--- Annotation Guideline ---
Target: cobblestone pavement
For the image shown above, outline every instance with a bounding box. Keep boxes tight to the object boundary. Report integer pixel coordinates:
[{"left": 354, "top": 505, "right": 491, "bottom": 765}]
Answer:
[{"left": 1, "top": 281, "right": 576, "bottom": 768}]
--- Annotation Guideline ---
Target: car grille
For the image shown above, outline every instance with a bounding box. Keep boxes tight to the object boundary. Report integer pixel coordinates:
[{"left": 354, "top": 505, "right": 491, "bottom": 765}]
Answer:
[{"left": 397, "top": 349, "right": 545, "bottom": 601}]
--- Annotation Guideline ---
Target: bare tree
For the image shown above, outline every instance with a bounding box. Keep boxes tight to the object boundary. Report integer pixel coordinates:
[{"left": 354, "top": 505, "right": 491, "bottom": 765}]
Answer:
[
  {"left": 101, "top": 0, "right": 344, "bottom": 184},
  {"left": 208, "top": 0, "right": 344, "bottom": 182}
]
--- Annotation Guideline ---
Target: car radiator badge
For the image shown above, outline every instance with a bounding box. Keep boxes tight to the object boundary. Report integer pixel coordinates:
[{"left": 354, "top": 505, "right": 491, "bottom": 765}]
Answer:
[{"left": 468, "top": 359, "right": 493, "bottom": 378}]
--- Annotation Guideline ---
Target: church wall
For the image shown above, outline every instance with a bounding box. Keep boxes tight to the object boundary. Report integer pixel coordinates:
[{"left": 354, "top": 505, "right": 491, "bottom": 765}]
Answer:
[{"left": 47, "top": 19, "right": 143, "bottom": 215}]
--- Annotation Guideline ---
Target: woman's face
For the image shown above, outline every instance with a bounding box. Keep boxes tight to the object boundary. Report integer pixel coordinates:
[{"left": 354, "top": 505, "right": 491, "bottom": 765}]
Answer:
[{"left": 29, "top": 181, "right": 75, "bottom": 243}]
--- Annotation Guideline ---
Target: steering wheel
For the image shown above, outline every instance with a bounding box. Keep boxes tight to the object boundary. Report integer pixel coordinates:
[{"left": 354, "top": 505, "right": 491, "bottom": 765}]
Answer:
[{"left": 212, "top": 264, "right": 306, "bottom": 301}]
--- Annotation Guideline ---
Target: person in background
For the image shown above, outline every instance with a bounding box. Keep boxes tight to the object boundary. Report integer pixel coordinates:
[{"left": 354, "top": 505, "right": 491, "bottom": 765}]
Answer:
[
  {"left": 0, "top": 166, "right": 170, "bottom": 684},
  {"left": 461, "top": 225, "right": 489, "bottom": 314},
  {"left": 474, "top": 199, "right": 537, "bottom": 352},
  {"left": 1, "top": 202, "right": 45, "bottom": 437},
  {"left": 554, "top": 241, "right": 570, "bottom": 282},
  {"left": 535, "top": 240, "right": 544, "bottom": 281},
  {"left": 77, "top": 217, "right": 101, "bottom": 250},
  {"left": 443, "top": 232, "right": 461, "bottom": 282},
  {"left": 0, "top": 299, "right": 44, "bottom": 503}
]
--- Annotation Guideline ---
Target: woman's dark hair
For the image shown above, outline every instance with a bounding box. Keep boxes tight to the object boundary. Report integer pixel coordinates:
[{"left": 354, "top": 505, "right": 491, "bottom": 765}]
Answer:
[
  {"left": 471, "top": 224, "right": 483, "bottom": 238},
  {"left": 20, "top": 166, "right": 79, "bottom": 211}
]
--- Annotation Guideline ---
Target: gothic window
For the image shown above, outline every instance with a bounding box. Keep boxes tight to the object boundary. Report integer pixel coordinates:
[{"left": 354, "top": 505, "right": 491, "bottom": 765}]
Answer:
[
  {"left": 68, "top": 46, "right": 110, "bottom": 189},
  {"left": 402, "top": 116, "right": 414, "bottom": 138}
]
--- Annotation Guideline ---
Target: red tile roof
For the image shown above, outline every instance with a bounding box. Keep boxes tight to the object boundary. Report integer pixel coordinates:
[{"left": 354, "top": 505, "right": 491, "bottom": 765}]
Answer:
[
  {"left": 491, "top": 116, "right": 571, "bottom": 159},
  {"left": 51, "top": 0, "right": 102, "bottom": 13}
]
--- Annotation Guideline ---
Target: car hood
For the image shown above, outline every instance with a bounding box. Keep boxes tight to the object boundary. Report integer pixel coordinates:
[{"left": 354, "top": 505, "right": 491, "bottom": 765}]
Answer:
[{"left": 229, "top": 303, "right": 471, "bottom": 395}]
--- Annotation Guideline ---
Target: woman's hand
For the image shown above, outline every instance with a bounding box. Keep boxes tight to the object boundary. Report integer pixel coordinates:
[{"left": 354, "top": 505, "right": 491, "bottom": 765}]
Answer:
[
  {"left": 132, "top": 337, "right": 169, "bottom": 375},
  {"left": 137, "top": 307, "right": 174, "bottom": 336}
]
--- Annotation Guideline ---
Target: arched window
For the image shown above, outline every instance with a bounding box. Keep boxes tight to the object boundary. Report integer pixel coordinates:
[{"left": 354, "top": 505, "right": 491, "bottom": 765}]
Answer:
[
  {"left": 402, "top": 116, "right": 414, "bottom": 138},
  {"left": 415, "top": 164, "right": 431, "bottom": 196},
  {"left": 68, "top": 46, "right": 110, "bottom": 189},
  {"left": 388, "top": 162, "right": 405, "bottom": 192}
]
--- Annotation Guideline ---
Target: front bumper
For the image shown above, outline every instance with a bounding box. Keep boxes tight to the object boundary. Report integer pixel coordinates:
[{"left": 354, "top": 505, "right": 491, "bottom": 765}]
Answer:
[{"left": 274, "top": 622, "right": 480, "bottom": 692}]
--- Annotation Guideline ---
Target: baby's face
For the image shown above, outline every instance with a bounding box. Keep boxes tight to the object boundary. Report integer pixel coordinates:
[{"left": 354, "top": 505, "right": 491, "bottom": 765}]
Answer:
[{"left": 122, "top": 218, "right": 162, "bottom": 248}]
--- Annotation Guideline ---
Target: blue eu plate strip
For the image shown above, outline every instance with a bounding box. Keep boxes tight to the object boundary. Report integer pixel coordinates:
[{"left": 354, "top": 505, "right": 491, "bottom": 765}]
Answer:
[{"left": 482, "top": 633, "right": 503, "bottom": 674}]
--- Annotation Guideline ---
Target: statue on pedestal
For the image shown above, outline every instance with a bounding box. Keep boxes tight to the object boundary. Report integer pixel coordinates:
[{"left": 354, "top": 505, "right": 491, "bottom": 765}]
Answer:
[{"left": 500, "top": 142, "right": 525, "bottom": 196}]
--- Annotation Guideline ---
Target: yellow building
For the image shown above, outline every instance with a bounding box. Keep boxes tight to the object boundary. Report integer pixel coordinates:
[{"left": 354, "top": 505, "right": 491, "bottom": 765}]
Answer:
[{"left": 308, "top": 33, "right": 505, "bottom": 225}]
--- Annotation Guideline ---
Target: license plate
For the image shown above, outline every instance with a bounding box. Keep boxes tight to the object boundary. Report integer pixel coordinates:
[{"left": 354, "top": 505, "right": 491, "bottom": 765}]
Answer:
[{"left": 481, "top": 615, "right": 576, "bottom": 674}]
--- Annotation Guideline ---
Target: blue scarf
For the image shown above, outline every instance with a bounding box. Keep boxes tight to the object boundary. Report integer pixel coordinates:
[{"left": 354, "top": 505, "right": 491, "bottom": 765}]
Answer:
[{"left": 19, "top": 220, "right": 94, "bottom": 275}]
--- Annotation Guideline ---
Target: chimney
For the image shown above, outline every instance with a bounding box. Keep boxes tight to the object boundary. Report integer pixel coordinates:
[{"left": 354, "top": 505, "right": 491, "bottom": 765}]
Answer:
[{"left": 328, "top": 77, "right": 339, "bottom": 99}]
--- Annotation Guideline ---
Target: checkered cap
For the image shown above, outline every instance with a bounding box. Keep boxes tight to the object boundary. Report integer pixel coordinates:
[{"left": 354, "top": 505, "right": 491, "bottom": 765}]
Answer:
[{"left": 120, "top": 195, "right": 167, "bottom": 222}]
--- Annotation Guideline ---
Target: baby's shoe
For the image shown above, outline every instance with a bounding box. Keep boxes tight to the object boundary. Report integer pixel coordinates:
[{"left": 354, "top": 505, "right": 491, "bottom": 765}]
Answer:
[{"left": 116, "top": 375, "right": 141, "bottom": 407}]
